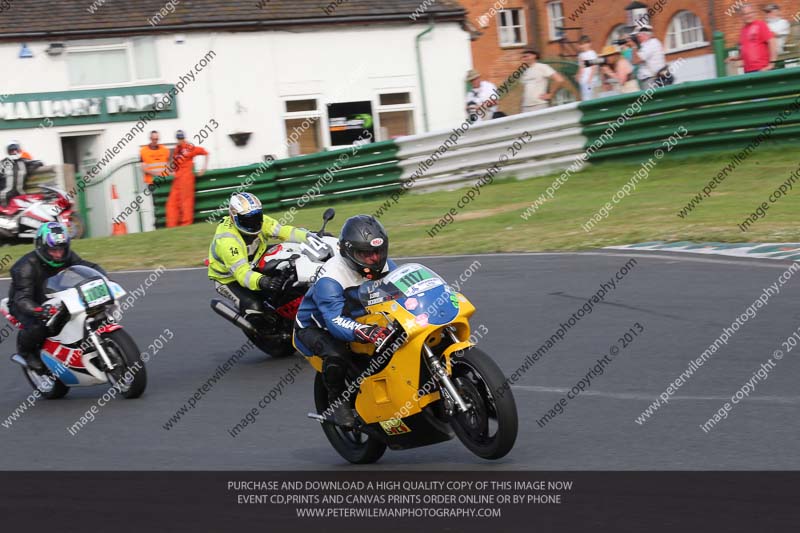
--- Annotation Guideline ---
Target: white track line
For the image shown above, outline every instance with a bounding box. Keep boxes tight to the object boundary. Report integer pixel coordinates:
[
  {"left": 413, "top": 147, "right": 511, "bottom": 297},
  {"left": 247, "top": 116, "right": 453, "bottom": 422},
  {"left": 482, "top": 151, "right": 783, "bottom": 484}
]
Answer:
[{"left": 511, "top": 385, "right": 800, "bottom": 404}]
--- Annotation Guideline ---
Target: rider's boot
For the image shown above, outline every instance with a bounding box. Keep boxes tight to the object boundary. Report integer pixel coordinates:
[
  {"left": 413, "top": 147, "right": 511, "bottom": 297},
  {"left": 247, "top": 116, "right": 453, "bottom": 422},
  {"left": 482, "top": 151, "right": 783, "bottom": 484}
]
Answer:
[
  {"left": 20, "top": 351, "right": 45, "bottom": 373},
  {"left": 323, "top": 357, "right": 355, "bottom": 427}
]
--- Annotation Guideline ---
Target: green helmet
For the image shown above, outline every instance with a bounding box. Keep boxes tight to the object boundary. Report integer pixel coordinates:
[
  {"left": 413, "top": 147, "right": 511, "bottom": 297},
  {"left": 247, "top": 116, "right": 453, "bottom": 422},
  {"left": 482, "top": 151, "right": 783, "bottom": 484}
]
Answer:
[{"left": 34, "top": 222, "right": 70, "bottom": 267}]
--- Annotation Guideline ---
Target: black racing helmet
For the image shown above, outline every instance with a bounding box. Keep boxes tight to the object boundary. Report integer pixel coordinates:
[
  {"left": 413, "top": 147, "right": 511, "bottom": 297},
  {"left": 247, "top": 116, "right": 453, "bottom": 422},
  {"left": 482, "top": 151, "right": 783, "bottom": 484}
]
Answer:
[{"left": 339, "top": 215, "right": 388, "bottom": 280}]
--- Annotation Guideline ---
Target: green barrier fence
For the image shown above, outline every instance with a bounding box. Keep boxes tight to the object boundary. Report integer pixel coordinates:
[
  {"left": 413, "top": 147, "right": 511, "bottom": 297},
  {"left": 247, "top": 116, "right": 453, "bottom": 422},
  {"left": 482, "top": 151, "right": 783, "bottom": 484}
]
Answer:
[
  {"left": 578, "top": 68, "right": 800, "bottom": 162},
  {"left": 152, "top": 140, "right": 401, "bottom": 227},
  {"left": 146, "top": 69, "right": 800, "bottom": 228}
]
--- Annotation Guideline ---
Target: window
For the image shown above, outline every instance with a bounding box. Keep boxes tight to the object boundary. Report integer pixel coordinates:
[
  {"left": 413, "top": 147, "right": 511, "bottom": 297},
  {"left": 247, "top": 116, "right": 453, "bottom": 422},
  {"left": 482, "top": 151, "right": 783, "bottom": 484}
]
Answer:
[
  {"left": 666, "top": 11, "right": 707, "bottom": 51},
  {"left": 498, "top": 9, "right": 526, "bottom": 47},
  {"left": 283, "top": 99, "right": 322, "bottom": 156},
  {"left": 67, "top": 37, "right": 160, "bottom": 87},
  {"left": 606, "top": 24, "right": 629, "bottom": 46},
  {"left": 377, "top": 92, "right": 415, "bottom": 140},
  {"left": 546, "top": 1, "right": 565, "bottom": 41}
]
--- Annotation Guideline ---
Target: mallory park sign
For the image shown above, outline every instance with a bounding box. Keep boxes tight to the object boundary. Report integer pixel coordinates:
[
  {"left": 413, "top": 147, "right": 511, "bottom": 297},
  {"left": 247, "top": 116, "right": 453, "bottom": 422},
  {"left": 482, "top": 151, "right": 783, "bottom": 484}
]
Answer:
[{"left": 0, "top": 84, "right": 178, "bottom": 129}]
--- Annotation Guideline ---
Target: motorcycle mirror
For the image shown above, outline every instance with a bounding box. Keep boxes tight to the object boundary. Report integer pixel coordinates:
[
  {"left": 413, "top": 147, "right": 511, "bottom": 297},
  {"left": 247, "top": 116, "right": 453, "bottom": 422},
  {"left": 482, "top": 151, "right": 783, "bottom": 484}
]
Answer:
[{"left": 319, "top": 208, "right": 335, "bottom": 235}]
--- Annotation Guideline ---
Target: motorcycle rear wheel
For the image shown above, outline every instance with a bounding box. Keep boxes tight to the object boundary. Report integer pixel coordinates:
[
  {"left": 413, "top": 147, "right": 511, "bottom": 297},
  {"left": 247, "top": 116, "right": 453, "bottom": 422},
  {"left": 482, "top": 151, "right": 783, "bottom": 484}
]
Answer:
[
  {"left": 22, "top": 368, "right": 69, "bottom": 399},
  {"left": 102, "top": 329, "right": 147, "bottom": 399},
  {"left": 449, "top": 348, "right": 518, "bottom": 460},
  {"left": 313, "top": 373, "right": 387, "bottom": 464}
]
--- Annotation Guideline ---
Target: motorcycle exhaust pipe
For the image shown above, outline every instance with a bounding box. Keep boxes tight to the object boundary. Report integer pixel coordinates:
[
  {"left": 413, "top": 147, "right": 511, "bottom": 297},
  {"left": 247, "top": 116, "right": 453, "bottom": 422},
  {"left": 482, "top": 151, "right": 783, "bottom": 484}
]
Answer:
[{"left": 210, "top": 299, "right": 259, "bottom": 336}]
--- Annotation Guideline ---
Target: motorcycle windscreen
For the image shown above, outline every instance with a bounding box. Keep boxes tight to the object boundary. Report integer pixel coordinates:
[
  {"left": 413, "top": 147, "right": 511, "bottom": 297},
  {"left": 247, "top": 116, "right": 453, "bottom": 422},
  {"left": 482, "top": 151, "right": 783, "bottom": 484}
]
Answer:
[
  {"left": 46, "top": 265, "right": 112, "bottom": 308},
  {"left": 358, "top": 263, "right": 459, "bottom": 326},
  {"left": 46, "top": 265, "right": 106, "bottom": 292}
]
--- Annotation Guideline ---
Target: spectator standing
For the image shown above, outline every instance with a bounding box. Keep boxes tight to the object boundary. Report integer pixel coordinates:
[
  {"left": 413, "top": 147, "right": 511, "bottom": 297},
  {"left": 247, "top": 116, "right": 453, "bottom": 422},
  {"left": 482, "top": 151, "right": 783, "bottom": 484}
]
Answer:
[
  {"left": 465, "top": 69, "right": 500, "bottom": 122},
  {"left": 632, "top": 25, "right": 666, "bottom": 90},
  {"left": 165, "top": 130, "right": 208, "bottom": 228},
  {"left": 599, "top": 45, "right": 639, "bottom": 95},
  {"left": 12, "top": 140, "right": 32, "bottom": 160},
  {"left": 519, "top": 50, "right": 565, "bottom": 113},
  {"left": 764, "top": 4, "right": 790, "bottom": 55},
  {"left": 139, "top": 130, "right": 170, "bottom": 231},
  {"left": 576, "top": 36, "right": 600, "bottom": 101},
  {"left": 737, "top": 4, "right": 777, "bottom": 72}
]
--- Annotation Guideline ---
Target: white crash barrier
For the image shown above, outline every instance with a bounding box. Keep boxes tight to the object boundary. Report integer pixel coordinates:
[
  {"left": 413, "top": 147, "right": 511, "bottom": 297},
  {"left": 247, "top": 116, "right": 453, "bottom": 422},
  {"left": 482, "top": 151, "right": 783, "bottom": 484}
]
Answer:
[{"left": 395, "top": 103, "right": 587, "bottom": 190}]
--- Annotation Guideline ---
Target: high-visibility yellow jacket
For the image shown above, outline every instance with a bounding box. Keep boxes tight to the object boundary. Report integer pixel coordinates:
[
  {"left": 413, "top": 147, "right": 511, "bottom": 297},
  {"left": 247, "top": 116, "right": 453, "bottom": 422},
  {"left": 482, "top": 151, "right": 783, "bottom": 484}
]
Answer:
[{"left": 208, "top": 215, "right": 309, "bottom": 290}]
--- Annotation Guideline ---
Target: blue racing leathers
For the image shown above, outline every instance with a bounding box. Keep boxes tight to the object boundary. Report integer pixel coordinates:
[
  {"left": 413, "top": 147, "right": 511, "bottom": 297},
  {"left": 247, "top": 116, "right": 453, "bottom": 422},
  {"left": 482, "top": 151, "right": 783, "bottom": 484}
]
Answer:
[{"left": 294, "top": 255, "right": 396, "bottom": 355}]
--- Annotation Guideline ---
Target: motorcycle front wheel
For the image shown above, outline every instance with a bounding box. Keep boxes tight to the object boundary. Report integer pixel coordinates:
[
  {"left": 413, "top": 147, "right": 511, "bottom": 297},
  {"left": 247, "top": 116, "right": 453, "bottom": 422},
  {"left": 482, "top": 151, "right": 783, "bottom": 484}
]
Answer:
[
  {"left": 313, "top": 373, "right": 387, "bottom": 464},
  {"left": 449, "top": 348, "right": 518, "bottom": 460},
  {"left": 102, "top": 329, "right": 147, "bottom": 399}
]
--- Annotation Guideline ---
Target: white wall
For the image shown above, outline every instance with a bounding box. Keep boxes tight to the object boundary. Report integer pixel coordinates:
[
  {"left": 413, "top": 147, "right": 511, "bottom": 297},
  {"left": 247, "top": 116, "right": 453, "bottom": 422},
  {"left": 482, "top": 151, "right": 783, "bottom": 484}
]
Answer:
[
  {"left": 671, "top": 53, "right": 717, "bottom": 83},
  {"left": 0, "top": 22, "right": 470, "bottom": 168},
  {"left": 0, "top": 22, "right": 471, "bottom": 235}
]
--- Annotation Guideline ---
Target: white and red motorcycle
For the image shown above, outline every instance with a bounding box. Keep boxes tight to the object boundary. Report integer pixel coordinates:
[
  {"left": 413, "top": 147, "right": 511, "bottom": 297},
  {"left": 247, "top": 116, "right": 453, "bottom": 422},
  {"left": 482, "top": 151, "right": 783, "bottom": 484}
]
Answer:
[
  {"left": 2, "top": 265, "right": 146, "bottom": 399},
  {"left": 210, "top": 208, "right": 339, "bottom": 358},
  {"left": 0, "top": 184, "right": 85, "bottom": 244}
]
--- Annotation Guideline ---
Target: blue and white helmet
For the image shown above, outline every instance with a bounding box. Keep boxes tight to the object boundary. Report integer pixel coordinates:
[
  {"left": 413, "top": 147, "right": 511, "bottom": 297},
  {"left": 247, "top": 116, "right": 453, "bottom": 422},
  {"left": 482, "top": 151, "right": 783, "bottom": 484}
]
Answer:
[{"left": 229, "top": 192, "right": 263, "bottom": 235}]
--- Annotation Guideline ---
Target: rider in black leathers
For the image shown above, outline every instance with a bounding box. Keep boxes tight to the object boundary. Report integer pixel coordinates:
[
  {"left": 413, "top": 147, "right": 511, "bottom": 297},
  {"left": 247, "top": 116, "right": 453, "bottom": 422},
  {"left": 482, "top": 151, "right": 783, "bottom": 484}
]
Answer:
[
  {"left": 0, "top": 142, "right": 36, "bottom": 206},
  {"left": 9, "top": 222, "right": 106, "bottom": 373}
]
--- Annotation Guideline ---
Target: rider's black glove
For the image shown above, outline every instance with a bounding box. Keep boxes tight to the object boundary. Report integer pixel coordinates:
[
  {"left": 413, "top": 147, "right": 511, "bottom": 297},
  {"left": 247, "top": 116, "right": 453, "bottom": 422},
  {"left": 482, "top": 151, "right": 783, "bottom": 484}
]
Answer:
[
  {"left": 354, "top": 324, "right": 391, "bottom": 346},
  {"left": 258, "top": 275, "right": 284, "bottom": 293}
]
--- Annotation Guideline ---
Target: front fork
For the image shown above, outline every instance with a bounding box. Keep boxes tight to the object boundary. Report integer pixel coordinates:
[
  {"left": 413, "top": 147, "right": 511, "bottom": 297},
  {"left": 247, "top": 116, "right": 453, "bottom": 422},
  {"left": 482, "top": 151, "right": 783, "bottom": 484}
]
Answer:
[
  {"left": 422, "top": 327, "right": 470, "bottom": 415},
  {"left": 88, "top": 330, "right": 116, "bottom": 371}
]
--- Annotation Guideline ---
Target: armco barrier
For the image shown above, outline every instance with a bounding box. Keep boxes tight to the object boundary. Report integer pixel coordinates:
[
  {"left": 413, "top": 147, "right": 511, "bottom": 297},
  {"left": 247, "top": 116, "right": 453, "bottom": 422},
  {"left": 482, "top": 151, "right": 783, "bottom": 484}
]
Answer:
[
  {"left": 579, "top": 68, "right": 800, "bottom": 162},
  {"left": 394, "top": 103, "right": 586, "bottom": 190},
  {"left": 153, "top": 141, "right": 401, "bottom": 226},
  {"left": 150, "top": 69, "right": 800, "bottom": 227}
]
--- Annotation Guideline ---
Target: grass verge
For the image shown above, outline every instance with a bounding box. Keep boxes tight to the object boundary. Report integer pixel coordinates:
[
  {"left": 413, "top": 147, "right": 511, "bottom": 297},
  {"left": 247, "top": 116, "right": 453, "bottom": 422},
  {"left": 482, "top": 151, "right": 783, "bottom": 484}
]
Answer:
[{"left": 1, "top": 147, "right": 797, "bottom": 273}]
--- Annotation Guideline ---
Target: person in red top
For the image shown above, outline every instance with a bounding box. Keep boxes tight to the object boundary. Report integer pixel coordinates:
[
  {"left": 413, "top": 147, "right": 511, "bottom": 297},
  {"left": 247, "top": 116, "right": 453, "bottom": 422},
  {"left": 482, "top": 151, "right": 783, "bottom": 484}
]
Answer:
[
  {"left": 737, "top": 4, "right": 777, "bottom": 73},
  {"left": 165, "top": 129, "right": 209, "bottom": 227}
]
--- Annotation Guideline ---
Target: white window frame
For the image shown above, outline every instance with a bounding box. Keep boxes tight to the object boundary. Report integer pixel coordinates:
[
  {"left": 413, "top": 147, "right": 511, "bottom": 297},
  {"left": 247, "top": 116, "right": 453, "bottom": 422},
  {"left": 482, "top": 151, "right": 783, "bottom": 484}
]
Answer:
[
  {"left": 375, "top": 91, "right": 416, "bottom": 141},
  {"left": 281, "top": 97, "right": 324, "bottom": 156},
  {"left": 497, "top": 8, "right": 527, "bottom": 47},
  {"left": 666, "top": 11, "right": 708, "bottom": 52},
  {"left": 607, "top": 24, "right": 629, "bottom": 46},
  {"left": 546, "top": 1, "right": 565, "bottom": 41},
  {"left": 66, "top": 37, "right": 161, "bottom": 89}
]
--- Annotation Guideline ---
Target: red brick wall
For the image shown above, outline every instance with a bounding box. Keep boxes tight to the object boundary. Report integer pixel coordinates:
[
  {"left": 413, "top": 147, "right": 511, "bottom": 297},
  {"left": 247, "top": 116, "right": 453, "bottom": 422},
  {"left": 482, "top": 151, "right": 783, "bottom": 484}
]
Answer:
[
  {"left": 532, "top": 0, "right": 714, "bottom": 61},
  {"left": 461, "top": 0, "right": 533, "bottom": 86},
  {"left": 714, "top": 0, "right": 798, "bottom": 47},
  {"left": 461, "top": 0, "right": 800, "bottom": 84}
]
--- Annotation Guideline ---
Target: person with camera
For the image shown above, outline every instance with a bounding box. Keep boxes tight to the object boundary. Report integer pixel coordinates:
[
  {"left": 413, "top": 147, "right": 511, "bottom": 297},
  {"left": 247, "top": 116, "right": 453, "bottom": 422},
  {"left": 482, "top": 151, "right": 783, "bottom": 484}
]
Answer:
[
  {"left": 465, "top": 69, "right": 500, "bottom": 123},
  {"left": 631, "top": 25, "right": 667, "bottom": 90},
  {"left": 598, "top": 44, "right": 640, "bottom": 95}
]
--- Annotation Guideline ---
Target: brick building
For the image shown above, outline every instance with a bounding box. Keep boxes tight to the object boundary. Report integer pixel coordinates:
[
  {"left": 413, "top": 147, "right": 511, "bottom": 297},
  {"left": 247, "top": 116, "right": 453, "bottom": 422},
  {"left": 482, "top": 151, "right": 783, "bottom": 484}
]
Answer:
[{"left": 462, "top": 0, "right": 799, "bottom": 97}]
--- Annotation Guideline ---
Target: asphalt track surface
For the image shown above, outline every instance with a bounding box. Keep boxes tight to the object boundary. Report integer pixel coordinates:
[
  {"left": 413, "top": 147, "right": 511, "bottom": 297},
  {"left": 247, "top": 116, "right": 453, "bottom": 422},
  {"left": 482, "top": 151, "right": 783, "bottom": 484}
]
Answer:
[{"left": 1, "top": 251, "right": 798, "bottom": 470}]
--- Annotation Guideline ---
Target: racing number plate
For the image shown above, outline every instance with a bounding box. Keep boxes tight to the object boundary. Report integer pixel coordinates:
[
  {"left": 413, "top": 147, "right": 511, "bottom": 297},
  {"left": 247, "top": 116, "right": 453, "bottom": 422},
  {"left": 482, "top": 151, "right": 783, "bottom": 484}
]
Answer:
[
  {"left": 379, "top": 418, "right": 412, "bottom": 435},
  {"left": 81, "top": 279, "right": 112, "bottom": 307}
]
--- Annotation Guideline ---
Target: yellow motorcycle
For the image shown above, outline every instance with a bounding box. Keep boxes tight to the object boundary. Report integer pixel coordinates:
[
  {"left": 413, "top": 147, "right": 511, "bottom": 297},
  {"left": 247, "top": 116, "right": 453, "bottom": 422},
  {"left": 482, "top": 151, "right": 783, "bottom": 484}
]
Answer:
[{"left": 302, "top": 263, "right": 518, "bottom": 463}]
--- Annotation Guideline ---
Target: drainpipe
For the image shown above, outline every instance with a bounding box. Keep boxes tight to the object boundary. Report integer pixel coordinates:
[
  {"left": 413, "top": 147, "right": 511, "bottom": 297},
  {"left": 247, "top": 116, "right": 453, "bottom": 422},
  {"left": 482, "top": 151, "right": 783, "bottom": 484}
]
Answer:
[{"left": 415, "top": 19, "right": 435, "bottom": 133}]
